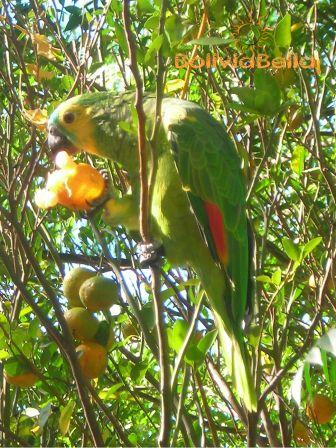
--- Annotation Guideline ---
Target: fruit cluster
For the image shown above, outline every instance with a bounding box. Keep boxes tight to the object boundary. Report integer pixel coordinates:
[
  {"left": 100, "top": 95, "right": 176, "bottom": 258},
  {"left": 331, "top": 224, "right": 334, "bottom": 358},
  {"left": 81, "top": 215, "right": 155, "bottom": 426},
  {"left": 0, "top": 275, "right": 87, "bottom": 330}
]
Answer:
[
  {"left": 35, "top": 151, "right": 105, "bottom": 211},
  {"left": 63, "top": 267, "right": 119, "bottom": 379}
]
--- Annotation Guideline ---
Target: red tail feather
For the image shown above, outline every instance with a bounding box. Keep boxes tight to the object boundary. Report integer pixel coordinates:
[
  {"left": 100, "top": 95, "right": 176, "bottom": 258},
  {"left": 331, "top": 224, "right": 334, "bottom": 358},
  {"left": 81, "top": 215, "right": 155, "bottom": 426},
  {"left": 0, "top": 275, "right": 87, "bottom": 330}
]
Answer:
[{"left": 204, "top": 202, "right": 228, "bottom": 264}]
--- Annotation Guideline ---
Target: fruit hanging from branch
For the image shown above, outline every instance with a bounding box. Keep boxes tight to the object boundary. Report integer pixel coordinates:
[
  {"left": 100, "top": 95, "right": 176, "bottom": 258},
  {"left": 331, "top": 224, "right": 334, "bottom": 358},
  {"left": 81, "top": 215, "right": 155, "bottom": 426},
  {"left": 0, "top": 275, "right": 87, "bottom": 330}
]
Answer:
[
  {"left": 63, "top": 267, "right": 96, "bottom": 308},
  {"left": 64, "top": 307, "right": 100, "bottom": 341},
  {"left": 76, "top": 341, "right": 107, "bottom": 379}
]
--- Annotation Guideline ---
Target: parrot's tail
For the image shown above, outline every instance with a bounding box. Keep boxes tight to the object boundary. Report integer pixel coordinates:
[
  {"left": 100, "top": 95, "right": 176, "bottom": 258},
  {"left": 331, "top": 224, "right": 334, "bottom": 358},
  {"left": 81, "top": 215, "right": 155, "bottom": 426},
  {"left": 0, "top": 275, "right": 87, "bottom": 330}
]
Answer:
[{"left": 213, "top": 311, "right": 257, "bottom": 412}]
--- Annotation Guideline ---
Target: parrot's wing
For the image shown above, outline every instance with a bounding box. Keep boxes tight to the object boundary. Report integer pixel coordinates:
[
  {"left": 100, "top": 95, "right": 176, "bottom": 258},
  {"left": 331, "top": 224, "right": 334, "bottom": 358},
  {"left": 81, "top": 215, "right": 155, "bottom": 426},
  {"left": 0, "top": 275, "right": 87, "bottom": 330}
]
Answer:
[{"left": 162, "top": 99, "right": 249, "bottom": 324}]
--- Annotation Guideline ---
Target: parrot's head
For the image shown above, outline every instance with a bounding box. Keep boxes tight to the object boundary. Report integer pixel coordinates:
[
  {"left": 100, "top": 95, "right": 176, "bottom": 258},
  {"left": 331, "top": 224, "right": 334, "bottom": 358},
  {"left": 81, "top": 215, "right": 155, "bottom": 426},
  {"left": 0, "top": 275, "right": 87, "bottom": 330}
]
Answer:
[{"left": 47, "top": 93, "right": 109, "bottom": 158}]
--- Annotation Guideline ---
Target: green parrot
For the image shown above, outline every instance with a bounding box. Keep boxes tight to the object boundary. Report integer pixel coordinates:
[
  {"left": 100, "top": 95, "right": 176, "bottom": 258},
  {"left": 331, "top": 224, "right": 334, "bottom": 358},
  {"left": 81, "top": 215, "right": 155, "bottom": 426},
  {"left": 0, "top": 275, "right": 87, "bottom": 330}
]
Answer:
[{"left": 47, "top": 90, "right": 257, "bottom": 411}]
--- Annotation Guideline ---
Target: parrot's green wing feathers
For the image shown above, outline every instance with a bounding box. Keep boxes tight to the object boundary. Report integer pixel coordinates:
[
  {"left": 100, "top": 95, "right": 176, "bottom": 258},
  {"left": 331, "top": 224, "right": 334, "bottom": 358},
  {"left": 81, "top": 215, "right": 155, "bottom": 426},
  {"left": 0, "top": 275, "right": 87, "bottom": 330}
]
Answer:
[
  {"left": 162, "top": 98, "right": 256, "bottom": 411},
  {"left": 162, "top": 99, "right": 249, "bottom": 321}
]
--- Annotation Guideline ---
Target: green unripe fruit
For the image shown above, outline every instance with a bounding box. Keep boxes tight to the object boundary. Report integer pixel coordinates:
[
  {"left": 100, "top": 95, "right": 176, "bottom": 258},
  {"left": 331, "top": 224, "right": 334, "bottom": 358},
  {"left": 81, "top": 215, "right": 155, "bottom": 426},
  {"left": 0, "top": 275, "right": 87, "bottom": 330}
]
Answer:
[
  {"left": 79, "top": 276, "right": 119, "bottom": 312},
  {"left": 63, "top": 267, "right": 95, "bottom": 308},
  {"left": 64, "top": 307, "right": 99, "bottom": 341}
]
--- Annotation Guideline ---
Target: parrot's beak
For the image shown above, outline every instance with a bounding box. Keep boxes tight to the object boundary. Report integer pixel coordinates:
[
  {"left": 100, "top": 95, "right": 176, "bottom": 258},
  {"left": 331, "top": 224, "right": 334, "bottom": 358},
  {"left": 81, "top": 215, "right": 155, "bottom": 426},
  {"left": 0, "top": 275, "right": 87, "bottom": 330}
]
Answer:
[{"left": 47, "top": 125, "right": 79, "bottom": 158}]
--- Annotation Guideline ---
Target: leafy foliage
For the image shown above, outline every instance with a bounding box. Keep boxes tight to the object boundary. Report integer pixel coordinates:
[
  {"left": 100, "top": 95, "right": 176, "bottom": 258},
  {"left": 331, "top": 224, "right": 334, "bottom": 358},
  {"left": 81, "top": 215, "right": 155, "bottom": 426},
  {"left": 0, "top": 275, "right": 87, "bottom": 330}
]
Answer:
[{"left": 0, "top": 0, "right": 335, "bottom": 446}]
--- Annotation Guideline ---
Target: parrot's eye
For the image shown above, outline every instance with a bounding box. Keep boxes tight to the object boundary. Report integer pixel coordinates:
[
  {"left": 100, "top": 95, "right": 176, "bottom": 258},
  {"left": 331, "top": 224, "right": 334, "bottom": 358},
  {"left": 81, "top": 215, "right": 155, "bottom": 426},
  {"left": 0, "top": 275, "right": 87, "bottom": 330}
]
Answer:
[{"left": 63, "top": 112, "right": 75, "bottom": 124}]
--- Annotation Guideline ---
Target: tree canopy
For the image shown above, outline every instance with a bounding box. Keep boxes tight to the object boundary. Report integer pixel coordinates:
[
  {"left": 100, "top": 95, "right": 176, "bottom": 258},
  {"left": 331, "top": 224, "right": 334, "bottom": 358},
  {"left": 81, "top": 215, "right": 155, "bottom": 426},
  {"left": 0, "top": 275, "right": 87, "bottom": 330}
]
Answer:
[{"left": 0, "top": 0, "right": 335, "bottom": 446}]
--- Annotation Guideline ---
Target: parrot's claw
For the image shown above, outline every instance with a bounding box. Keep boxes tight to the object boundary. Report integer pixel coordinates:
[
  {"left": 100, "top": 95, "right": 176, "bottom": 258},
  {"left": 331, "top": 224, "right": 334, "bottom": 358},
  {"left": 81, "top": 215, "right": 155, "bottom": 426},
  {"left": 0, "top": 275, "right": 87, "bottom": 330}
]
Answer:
[
  {"left": 138, "top": 241, "right": 164, "bottom": 267},
  {"left": 85, "top": 169, "right": 111, "bottom": 214}
]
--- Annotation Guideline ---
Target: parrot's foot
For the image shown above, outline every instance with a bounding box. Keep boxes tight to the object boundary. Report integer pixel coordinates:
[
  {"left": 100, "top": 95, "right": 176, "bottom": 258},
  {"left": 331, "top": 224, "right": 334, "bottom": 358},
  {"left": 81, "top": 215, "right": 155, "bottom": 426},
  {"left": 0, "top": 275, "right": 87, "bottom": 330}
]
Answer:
[{"left": 138, "top": 241, "right": 164, "bottom": 267}]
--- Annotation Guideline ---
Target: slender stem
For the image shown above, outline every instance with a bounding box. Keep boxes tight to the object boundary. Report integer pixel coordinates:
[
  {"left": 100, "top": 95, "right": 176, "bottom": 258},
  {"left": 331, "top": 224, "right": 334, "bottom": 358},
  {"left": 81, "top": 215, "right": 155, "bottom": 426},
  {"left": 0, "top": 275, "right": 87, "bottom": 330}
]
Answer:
[
  {"left": 122, "top": 2, "right": 172, "bottom": 446},
  {"left": 152, "top": 269, "right": 173, "bottom": 446},
  {"left": 122, "top": 0, "right": 149, "bottom": 244},
  {"left": 171, "top": 295, "right": 204, "bottom": 392},
  {"left": 87, "top": 383, "right": 132, "bottom": 446},
  {"left": 171, "top": 366, "right": 191, "bottom": 447},
  {"left": 247, "top": 411, "right": 258, "bottom": 447},
  {"left": 180, "top": 2, "right": 208, "bottom": 99},
  {"left": 195, "top": 370, "right": 220, "bottom": 447}
]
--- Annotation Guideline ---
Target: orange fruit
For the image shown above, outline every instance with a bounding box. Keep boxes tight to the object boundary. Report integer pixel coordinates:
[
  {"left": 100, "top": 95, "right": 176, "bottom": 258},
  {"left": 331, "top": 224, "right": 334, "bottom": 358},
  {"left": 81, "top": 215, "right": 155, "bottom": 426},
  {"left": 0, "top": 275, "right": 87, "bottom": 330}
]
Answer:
[
  {"left": 54, "top": 164, "right": 105, "bottom": 210},
  {"left": 293, "top": 421, "right": 311, "bottom": 446},
  {"left": 79, "top": 276, "right": 118, "bottom": 312},
  {"left": 63, "top": 267, "right": 95, "bottom": 308},
  {"left": 5, "top": 371, "right": 38, "bottom": 388},
  {"left": 64, "top": 307, "right": 99, "bottom": 341},
  {"left": 306, "top": 394, "right": 336, "bottom": 424},
  {"left": 76, "top": 342, "right": 107, "bottom": 379},
  {"left": 35, "top": 151, "right": 105, "bottom": 211}
]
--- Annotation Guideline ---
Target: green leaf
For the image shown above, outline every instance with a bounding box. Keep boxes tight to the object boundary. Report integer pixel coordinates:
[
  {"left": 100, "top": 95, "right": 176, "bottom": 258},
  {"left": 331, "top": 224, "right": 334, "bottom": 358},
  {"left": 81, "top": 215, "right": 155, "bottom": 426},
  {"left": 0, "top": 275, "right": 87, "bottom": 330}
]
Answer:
[
  {"left": 302, "top": 237, "right": 322, "bottom": 258},
  {"left": 65, "top": 5, "right": 82, "bottom": 15},
  {"left": 64, "top": 14, "right": 82, "bottom": 32},
  {"left": 303, "top": 362, "right": 312, "bottom": 397},
  {"left": 260, "top": 0, "right": 266, "bottom": 17},
  {"left": 94, "top": 320, "right": 111, "bottom": 347},
  {"left": 19, "top": 306, "right": 33, "bottom": 318},
  {"left": 168, "top": 320, "right": 188, "bottom": 353},
  {"left": 185, "top": 345, "right": 204, "bottom": 365},
  {"left": 232, "top": 70, "right": 281, "bottom": 116},
  {"left": 291, "top": 145, "right": 306, "bottom": 176},
  {"left": 227, "top": 102, "right": 261, "bottom": 116},
  {"left": 4, "top": 357, "right": 28, "bottom": 376},
  {"left": 254, "top": 70, "right": 281, "bottom": 113},
  {"left": 165, "top": 78, "right": 185, "bottom": 93},
  {"left": 59, "top": 399, "right": 75, "bottom": 436},
  {"left": 255, "top": 178, "right": 271, "bottom": 193},
  {"left": 144, "top": 34, "right": 164, "bottom": 63},
  {"left": 231, "top": 87, "right": 257, "bottom": 110},
  {"left": 128, "top": 433, "right": 138, "bottom": 445},
  {"left": 137, "top": 0, "right": 154, "bottom": 13},
  {"left": 286, "top": 285, "right": 304, "bottom": 312},
  {"left": 165, "top": 15, "right": 185, "bottom": 46},
  {"left": 188, "top": 37, "right": 234, "bottom": 46},
  {"left": 139, "top": 302, "right": 155, "bottom": 331},
  {"left": 282, "top": 238, "right": 300, "bottom": 261},
  {"left": 274, "top": 13, "right": 291, "bottom": 50},
  {"left": 144, "top": 14, "right": 160, "bottom": 30},
  {"left": 0, "top": 349, "right": 9, "bottom": 360},
  {"left": 99, "top": 383, "right": 123, "bottom": 400},
  {"left": 114, "top": 22, "right": 128, "bottom": 52},
  {"left": 271, "top": 268, "right": 282, "bottom": 286},
  {"left": 256, "top": 275, "right": 272, "bottom": 283},
  {"left": 197, "top": 329, "right": 217, "bottom": 356},
  {"left": 130, "top": 361, "right": 148, "bottom": 383},
  {"left": 330, "top": 358, "right": 336, "bottom": 390}
]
